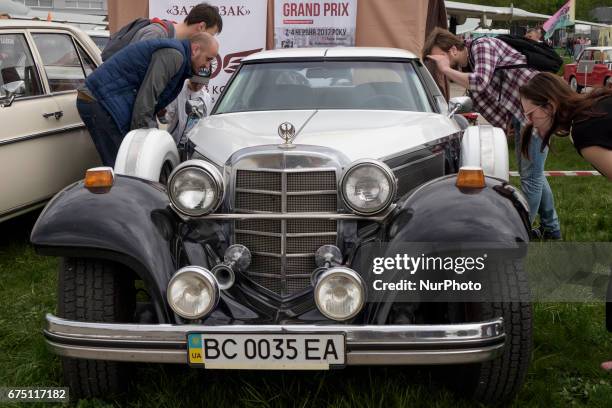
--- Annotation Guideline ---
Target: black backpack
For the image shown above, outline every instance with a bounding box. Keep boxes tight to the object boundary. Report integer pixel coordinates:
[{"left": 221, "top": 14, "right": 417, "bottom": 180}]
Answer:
[
  {"left": 101, "top": 18, "right": 170, "bottom": 62},
  {"left": 469, "top": 35, "right": 563, "bottom": 73}
]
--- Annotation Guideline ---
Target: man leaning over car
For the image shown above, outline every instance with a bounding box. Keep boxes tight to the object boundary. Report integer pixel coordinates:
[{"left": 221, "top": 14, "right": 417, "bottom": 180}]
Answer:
[{"left": 76, "top": 32, "right": 219, "bottom": 167}]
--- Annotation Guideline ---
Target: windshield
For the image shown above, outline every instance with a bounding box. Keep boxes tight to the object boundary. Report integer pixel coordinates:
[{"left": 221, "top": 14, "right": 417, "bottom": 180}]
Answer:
[{"left": 215, "top": 60, "right": 432, "bottom": 114}]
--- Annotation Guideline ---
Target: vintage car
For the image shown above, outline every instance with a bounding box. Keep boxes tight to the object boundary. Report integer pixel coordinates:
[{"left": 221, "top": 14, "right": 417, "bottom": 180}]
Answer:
[
  {"left": 563, "top": 46, "right": 612, "bottom": 93},
  {"left": 32, "top": 48, "right": 531, "bottom": 403},
  {"left": 0, "top": 20, "right": 100, "bottom": 222}
]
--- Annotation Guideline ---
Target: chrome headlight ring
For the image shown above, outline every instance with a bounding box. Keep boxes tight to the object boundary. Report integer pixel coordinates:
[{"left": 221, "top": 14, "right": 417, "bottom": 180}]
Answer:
[
  {"left": 168, "top": 160, "right": 224, "bottom": 217},
  {"left": 340, "top": 159, "right": 397, "bottom": 216},
  {"left": 314, "top": 267, "right": 366, "bottom": 321},
  {"left": 167, "top": 266, "right": 220, "bottom": 319}
]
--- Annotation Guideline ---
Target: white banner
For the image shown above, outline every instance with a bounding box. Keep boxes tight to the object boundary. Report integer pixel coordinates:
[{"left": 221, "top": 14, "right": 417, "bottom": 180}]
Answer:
[
  {"left": 274, "top": 0, "right": 357, "bottom": 49},
  {"left": 148, "top": 0, "right": 267, "bottom": 103}
]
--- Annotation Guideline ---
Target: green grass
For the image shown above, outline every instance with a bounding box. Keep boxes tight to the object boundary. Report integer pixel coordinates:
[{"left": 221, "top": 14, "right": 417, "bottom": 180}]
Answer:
[{"left": 0, "top": 137, "right": 610, "bottom": 407}]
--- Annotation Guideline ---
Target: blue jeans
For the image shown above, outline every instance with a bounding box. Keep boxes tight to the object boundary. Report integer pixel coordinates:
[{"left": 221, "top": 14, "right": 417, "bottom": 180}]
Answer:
[
  {"left": 77, "top": 98, "right": 123, "bottom": 167},
  {"left": 513, "top": 118, "right": 560, "bottom": 233}
]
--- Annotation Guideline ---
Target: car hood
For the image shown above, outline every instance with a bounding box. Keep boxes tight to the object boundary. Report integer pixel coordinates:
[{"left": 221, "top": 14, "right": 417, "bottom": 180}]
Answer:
[{"left": 190, "top": 110, "right": 460, "bottom": 165}]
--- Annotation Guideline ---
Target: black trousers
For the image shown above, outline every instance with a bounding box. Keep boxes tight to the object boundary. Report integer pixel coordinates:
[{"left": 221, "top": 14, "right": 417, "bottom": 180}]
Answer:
[{"left": 77, "top": 98, "right": 124, "bottom": 167}]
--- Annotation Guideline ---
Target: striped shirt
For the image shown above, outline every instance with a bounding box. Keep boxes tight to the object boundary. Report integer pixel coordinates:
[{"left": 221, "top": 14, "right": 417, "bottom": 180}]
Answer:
[{"left": 466, "top": 37, "right": 538, "bottom": 128}]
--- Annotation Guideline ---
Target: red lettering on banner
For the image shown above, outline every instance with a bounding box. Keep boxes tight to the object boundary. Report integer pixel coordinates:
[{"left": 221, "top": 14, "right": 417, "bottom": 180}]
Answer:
[
  {"left": 324, "top": 2, "right": 349, "bottom": 16},
  {"left": 283, "top": 2, "right": 321, "bottom": 17}
]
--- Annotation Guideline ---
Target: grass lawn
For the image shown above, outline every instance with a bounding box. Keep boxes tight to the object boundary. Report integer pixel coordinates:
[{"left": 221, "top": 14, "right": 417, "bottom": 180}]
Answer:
[{"left": 0, "top": 137, "right": 610, "bottom": 407}]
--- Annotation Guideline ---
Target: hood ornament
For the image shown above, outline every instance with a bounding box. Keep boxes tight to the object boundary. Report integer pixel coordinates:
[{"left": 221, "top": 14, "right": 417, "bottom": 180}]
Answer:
[{"left": 278, "top": 122, "right": 296, "bottom": 149}]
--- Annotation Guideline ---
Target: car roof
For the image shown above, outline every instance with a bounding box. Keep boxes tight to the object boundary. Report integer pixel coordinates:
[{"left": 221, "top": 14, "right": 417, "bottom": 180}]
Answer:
[
  {"left": 0, "top": 19, "right": 84, "bottom": 30},
  {"left": 85, "top": 30, "right": 109, "bottom": 37},
  {"left": 585, "top": 47, "right": 612, "bottom": 51},
  {"left": 243, "top": 47, "right": 419, "bottom": 62}
]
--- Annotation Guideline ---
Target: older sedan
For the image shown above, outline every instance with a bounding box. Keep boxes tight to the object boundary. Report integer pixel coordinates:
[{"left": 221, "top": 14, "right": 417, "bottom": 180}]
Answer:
[
  {"left": 0, "top": 20, "right": 100, "bottom": 222},
  {"left": 32, "top": 47, "right": 530, "bottom": 404}
]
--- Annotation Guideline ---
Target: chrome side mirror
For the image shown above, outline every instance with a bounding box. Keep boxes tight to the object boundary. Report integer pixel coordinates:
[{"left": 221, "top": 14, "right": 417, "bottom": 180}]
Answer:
[
  {"left": 185, "top": 98, "right": 206, "bottom": 118},
  {"left": 0, "top": 80, "right": 25, "bottom": 108},
  {"left": 448, "top": 96, "right": 473, "bottom": 116}
]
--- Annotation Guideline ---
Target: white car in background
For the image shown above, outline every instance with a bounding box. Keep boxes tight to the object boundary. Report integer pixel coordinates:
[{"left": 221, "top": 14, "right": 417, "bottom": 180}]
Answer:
[
  {"left": 0, "top": 20, "right": 101, "bottom": 221},
  {"left": 85, "top": 29, "right": 109, "bottom": 51}
]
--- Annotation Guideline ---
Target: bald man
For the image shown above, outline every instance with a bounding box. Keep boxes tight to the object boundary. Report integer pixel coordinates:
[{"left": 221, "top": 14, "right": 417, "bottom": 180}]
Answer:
[{"left": 76, "top": 33, "right": 218, "bottom": 166}]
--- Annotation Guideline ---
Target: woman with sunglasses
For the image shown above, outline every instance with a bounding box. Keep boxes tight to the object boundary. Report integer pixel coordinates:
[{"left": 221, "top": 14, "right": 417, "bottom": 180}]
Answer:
[{"left": 519, "top": 72, "right": 612, "bottom": 179}]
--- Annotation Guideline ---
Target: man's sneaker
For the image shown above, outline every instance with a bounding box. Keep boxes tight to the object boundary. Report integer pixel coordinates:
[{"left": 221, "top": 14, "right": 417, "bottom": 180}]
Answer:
[
  {"left": 540, "top": 227, "right": 562, "bottom": 240},
  {"left": 531, "top": 227, "right": 562, "bottom": 240},
  {"left": 530, "top": 228, "right": 543, "bottom": 240}
]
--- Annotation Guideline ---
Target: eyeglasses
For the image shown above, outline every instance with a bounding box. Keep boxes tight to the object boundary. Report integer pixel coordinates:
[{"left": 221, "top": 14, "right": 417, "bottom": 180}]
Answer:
[{"left": 522, "top": 104, "right": 546, "bottom": 120}]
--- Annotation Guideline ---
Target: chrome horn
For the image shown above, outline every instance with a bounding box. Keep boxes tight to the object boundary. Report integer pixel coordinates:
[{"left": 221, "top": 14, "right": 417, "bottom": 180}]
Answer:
[{"left": 211, "top": 244, "right": 251, "bottom": 290}]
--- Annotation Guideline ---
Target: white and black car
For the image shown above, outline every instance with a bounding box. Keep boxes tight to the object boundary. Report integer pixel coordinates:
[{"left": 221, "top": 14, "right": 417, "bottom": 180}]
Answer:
[{"left": 32, "top": 47, "right": 532, "bottom": 403}]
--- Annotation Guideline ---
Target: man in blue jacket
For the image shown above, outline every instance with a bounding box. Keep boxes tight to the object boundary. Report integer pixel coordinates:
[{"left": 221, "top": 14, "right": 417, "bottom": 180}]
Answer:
[{"left": 76, "top": 32, "right": 218, "bottom": 166}]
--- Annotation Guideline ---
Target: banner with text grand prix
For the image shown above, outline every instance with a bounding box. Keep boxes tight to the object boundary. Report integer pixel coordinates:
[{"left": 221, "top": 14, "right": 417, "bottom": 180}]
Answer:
[
  {"left": 274, "top": 0, "right": 357, "bottom": 48},
  {"left": 148, "top": 0, "right": 267, "bottom": 103}
]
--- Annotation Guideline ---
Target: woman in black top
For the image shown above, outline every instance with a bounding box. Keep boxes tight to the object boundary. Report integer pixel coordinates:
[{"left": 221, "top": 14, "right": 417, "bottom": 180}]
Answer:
[{"left": 518, "top": 72, "right": 612, "bottom": 179}]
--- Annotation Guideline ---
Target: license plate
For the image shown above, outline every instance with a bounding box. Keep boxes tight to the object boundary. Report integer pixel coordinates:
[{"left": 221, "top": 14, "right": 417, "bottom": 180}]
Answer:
[{"left": 187, "top": 333, "right": 345, "bottom": 369}]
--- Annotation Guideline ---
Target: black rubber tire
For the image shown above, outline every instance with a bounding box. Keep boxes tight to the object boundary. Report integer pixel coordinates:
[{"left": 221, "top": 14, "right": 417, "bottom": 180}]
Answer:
[
  {"left": 57, "top": 258, "right": 135, "bottom": 399},
  {"left": 447, "top": 259, "right": 533, "bottom": 405}
]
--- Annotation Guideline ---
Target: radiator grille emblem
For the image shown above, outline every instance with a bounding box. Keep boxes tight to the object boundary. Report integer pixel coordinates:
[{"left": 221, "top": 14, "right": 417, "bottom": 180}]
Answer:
[{"left": 278, "top": 122, "right": 296, "bottom": 146}]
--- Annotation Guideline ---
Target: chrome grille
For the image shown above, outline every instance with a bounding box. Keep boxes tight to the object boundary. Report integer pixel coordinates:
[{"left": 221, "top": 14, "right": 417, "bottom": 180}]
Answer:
[
  {"left": 235, "top": 192, "right": 281, "bottom": 212},
  {"left": 233, "top": 168, "right": 338, "bottom": 297},
  {"left": 287, "top": 171, "right": 336, "bottom": 191},
  {"left": 287, "top": 219, "right": 336, "bottom": 233},
  {"left": 236, "top": 170, "right": 281, "bottom": 191},
  {"left": 287, "top": 194, "right": 337, "bottom": 212},
  {"left": 236, "top": 219, "right": 281, "bottom": 234},
  {"left": 287, "top": 235, "right": 336, "bottom": 254}
]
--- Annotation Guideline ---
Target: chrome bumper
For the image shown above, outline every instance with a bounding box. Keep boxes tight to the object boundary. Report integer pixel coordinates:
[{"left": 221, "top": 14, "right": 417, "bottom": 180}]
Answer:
[{"left": 44, "top": 314, "right": 505, "bottom": 366}]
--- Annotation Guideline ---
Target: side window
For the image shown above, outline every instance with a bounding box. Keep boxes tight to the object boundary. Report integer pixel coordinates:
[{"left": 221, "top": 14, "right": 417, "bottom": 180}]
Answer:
[
  {"left": 32, "top": 33, "right": 86, "bottom": 92},
  {"left": 76, "top": 43, "right": 96, "bottom": 76},
  {"left": 0, "top": 33, "right": 43, "bottom": 98}
]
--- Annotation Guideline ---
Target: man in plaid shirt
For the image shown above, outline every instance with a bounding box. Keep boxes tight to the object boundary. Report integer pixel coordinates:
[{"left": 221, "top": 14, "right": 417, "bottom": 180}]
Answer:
[{"left": 425, "top": 28, "right": 561, "bottom": 239}]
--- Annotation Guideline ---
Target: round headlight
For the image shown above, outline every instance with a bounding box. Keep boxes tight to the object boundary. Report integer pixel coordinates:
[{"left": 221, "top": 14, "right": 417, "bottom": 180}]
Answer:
[
  {"left": 167, "top": 266, "right": 219, "bottom": 319},
  {"left": 168, "top": 160, "right": 224, "bottom": 216},
  {"left": 314, "top": 267, "right": 365, "bottom": 321},
  {"left": 340, "top": 160, "right": 396, "bottom": 215}
]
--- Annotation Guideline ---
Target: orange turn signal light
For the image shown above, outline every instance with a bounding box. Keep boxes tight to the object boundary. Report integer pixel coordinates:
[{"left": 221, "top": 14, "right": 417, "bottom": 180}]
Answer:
[
  {"left": 456, "top": 166, "right": 485, "bottom": 189},
  {"left": 84, "top": 167, "right": 114, "bottom": 192}
]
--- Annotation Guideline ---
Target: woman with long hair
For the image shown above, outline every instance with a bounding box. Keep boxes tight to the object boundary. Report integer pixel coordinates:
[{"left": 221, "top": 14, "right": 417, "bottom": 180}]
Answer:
[{"left": 519, "top": 72, "right": 612, "bottom": 179}]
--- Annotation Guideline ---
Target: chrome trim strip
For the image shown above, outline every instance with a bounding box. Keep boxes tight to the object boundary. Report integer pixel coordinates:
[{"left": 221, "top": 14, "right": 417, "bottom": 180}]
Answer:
[
  {"left": 245, "top": 272, "right": 312, "bottom": 279},
  {"left": 46, "top": 314, "right": 504, "bottom": 344},
  {"left": 46, "top": 341, "right": 503, "bottom": 365},
  {"left": 201, "top": 207, "right": 395, "bottom": 221},
  {"left": 252, "top": 252, "right": 317, "bottom": 258},
  {"left": 0, "top": 124, "right": 86, "bottom": 147},
  {"left": 236, "top": 229, "right": 336, "bottom": 238},
  {"left": 46, "top": 341, "right": 187, "bottom": 364},
  {"left": 347, "top": 345, "right": 504, "bottom": 365},
  {"left": 44, "top": 314, "right": 505, "bottom": 365},
  {"left": 236, "top": 188, "right": 282, "bottom": 196},
  {"left": 286, "top": 190, "right": 337, "bottom": 196}
]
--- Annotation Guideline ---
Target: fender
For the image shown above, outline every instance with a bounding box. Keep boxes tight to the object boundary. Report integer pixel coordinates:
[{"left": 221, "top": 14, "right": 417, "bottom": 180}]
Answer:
[
  {"left": 363, "top": 174, "right": 530, "bottom": 324},
  {"left": 114, "top": 128, "right": 180, "bottom": 182},
  {"left": 30, "top": 176, "right": 178, "bottom": 322},
  {"left": 461, "top": 125, "right": 509, "bottom": 181}
]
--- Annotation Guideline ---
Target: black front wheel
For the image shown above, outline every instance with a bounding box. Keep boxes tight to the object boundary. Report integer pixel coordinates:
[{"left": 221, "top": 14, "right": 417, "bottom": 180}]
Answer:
[
  {"left": 57, "top": 258, "right": 135, "bottom": 399},
  {"left": 445, "top": 260, "right": 532, "bottom": 404}
]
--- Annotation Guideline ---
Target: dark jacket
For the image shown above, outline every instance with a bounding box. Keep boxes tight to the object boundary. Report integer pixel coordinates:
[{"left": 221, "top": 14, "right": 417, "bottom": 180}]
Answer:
[{"left": 86, "top": 38, "right": 192, "bottom": 134}]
